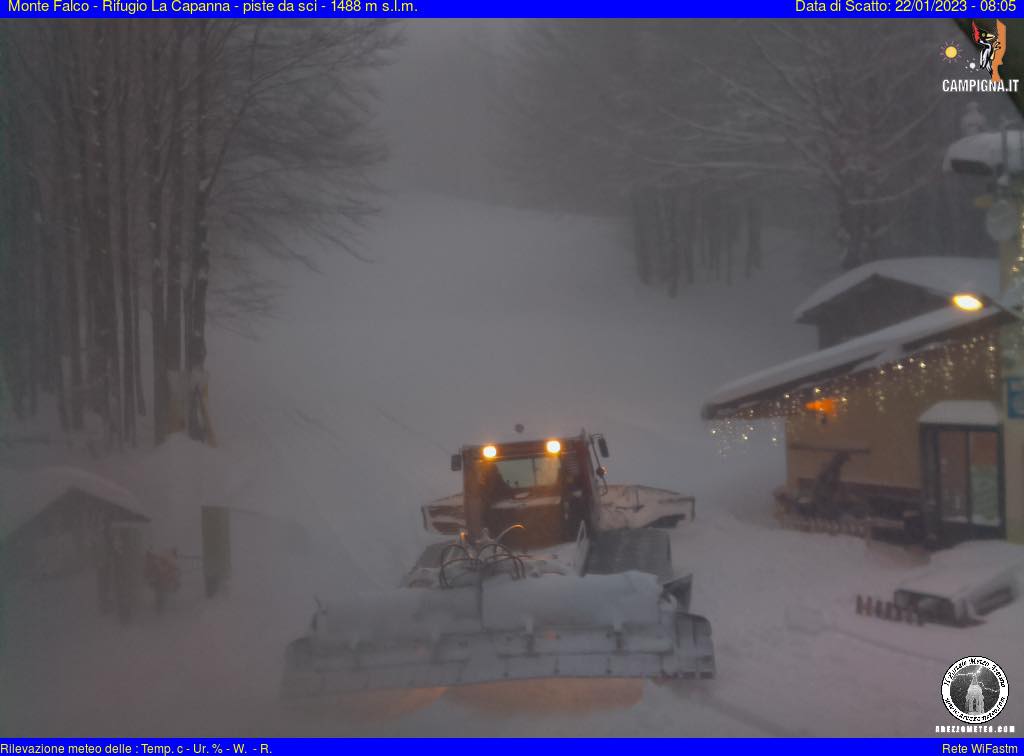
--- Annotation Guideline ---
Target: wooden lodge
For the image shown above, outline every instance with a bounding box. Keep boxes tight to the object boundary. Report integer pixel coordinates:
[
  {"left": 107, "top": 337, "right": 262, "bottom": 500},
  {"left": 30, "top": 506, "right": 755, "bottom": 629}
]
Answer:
[{"left": 702, "top": 257, "right": 1015, "bottom": 547}]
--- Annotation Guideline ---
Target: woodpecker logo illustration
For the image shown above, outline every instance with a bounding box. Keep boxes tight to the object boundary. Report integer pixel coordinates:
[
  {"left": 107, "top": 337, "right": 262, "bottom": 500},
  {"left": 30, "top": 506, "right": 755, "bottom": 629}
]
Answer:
[
  {"left": 973, "top": 20, "right": 1008, "bottom": 82},
  {"left": 940, "top": 22, "right": 1019, "bottom": 94}
]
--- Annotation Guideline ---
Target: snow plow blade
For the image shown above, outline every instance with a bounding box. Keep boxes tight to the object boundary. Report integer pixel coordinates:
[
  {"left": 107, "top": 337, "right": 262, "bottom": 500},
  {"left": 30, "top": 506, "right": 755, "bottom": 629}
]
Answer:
[{"left": 281, "top": 573, "right": 714, "bottom": 698}]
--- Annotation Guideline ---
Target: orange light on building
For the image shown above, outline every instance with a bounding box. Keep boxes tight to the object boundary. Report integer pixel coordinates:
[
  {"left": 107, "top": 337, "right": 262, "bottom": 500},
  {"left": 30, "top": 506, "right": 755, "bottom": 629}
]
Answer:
[
  {"left": 545, "top": 439, "right": 561, "bottom": 454},
  {"left": 482, "top": 445, "right": 498, "bottom": 459},
  {"left": 805, "top": 397, "right": 839, "bottom": 417}
]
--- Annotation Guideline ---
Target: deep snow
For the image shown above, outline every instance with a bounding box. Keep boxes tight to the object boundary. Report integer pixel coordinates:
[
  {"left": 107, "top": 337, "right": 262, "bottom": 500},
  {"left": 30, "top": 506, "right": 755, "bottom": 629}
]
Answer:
[{"left": 3, "top": 192, "right": 1023, "bottom": 737}]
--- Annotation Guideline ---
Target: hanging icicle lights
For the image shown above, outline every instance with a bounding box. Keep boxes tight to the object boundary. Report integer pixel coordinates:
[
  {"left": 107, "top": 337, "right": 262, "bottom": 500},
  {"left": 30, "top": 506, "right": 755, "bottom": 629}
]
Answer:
[{"left": 708, "top": 331, "right": 1000, "bottom": 452}]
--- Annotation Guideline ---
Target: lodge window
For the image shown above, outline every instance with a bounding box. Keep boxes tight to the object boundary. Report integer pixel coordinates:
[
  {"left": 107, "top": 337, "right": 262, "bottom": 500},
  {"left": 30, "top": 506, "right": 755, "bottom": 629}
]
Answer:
[{"left": 924, "top": 426, "right": 1004, "bottom": 539}]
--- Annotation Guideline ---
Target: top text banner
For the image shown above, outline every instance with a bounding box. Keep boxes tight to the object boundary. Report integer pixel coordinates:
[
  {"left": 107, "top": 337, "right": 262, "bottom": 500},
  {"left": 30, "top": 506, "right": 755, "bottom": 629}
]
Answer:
[{"left": 3, "top": 0, "right": 1024, "bottom": 18}]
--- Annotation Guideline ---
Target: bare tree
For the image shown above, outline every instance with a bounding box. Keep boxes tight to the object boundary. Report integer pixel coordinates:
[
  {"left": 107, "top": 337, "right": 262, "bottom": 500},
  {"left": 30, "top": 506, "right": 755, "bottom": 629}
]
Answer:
[
  {"left": 672, "top": 21, "right": 945, "bottom": 269},
  {"left": 503, "top": 20, "right": 959, "bottom": 289},
  {"left": 0, "top": 20, "right": 395, "bottom": 448}
]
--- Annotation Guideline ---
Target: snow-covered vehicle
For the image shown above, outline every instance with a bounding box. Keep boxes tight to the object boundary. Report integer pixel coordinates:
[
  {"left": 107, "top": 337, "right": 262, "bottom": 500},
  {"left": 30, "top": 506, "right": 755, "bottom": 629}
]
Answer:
[
  {"left": 893, "top": 540, "right": 1024, "bottom": 625},
  {"left": 282, "top": 430, "right": 714, "bottom": 699}
]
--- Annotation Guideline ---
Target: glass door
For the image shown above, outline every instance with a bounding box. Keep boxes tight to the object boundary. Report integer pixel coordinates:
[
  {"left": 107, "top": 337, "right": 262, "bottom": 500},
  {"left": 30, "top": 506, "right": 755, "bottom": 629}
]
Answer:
[
  {"left": 924, "top": 426, "right": 1004, "bottom": 542},
  {"left": 936, "top": 430, "right": 969, "bottom": 525},
  {"left": 969, "top": 431, "right": 1001, "bottom": 528}
]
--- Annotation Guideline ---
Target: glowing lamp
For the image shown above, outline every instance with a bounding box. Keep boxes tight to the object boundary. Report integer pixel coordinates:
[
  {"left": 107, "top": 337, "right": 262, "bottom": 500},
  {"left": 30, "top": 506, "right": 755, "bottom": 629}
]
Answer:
[
  {"left": 482, "top": 445, "right": 497, "bottom": 459},
  {"left": 545, "top": 439, "right": 561, "bottom": 454},
  {"left": 952, "top": 293, "right": 985, "bottom": 312}
]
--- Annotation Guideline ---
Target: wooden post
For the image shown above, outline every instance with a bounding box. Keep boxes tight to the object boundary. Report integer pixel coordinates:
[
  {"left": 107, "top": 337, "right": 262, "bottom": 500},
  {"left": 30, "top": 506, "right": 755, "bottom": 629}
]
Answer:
[
  {"left": 112, "top": 523, "right": 143, "bottom": 625},
  {"left": 201, "top": 505, "right": 231, "bottom": 598}
]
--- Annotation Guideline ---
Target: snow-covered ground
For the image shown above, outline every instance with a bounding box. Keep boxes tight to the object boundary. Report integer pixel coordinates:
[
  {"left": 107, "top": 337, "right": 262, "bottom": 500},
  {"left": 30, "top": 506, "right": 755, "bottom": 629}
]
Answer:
[{"left": 3, "top": 192, "right": 1023, "bottom": 737}]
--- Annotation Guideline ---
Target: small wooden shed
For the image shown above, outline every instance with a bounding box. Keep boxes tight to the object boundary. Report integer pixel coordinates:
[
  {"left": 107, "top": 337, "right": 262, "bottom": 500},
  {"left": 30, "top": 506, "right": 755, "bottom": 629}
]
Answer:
[{"left": 1, "top": 467, "right": 149, "bottom": 581}]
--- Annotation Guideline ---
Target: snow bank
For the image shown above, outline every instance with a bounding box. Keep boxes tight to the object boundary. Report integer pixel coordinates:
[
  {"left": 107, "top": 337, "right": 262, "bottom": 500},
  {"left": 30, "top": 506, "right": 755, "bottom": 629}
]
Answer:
[
  {"left": 482, "top": 572, "right": 662, "bottom": 631},
  {"left": 318, "top": 587, "right": 481, "bottom": 643},
  {"left": 897, "top": 540, "right": 1024, "bottom": 606}
]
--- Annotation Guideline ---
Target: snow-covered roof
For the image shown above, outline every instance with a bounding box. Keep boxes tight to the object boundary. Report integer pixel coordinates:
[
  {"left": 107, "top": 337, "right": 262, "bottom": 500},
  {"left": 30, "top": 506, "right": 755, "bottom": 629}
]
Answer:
[
  {"left": 943, "top": 130, "right": 1024, "bottom": 176},
  {"left": 919, "top": 400, "right": 1001, "bottom": 427},
  {"left": 897, "top": 540, "right": 1024, "bottom": 604},
  {"left": 0, "top": 466, "right": 148, "bottom": 541},
  {"left": 793, "top": 257, "right": 1000, "bottom": 322},
  {"left": 704, "top": 306, "right": 1000, "bottom": 418}
]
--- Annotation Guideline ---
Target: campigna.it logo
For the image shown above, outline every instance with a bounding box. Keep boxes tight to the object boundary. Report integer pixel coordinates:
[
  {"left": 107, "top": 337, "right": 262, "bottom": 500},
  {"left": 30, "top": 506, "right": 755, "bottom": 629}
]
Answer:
[{"left": 942, "top": 20, "right": 1020, "bottom": 93}]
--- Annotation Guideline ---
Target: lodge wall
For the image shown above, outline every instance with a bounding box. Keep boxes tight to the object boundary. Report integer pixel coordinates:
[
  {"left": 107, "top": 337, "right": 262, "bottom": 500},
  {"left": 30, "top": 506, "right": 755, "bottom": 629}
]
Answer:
[{"left": 784, "top": 347, "right": 999, "bottom": 495}]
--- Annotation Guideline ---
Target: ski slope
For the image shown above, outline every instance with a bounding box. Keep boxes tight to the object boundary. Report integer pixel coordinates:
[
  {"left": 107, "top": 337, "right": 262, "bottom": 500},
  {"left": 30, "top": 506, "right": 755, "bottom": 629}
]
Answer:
[{"left": 4, "top": 192, "right": 1023, "bottom": 737}]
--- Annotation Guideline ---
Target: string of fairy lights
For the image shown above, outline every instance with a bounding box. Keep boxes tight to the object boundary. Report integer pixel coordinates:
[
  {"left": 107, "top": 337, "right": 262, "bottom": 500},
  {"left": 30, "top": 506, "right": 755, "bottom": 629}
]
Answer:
[
  {"left": 708, "top": 331, "right": 1001, "bottom": 455},
  {"left": 710, "top": 172, "right": 1024, "bottom": 456}
]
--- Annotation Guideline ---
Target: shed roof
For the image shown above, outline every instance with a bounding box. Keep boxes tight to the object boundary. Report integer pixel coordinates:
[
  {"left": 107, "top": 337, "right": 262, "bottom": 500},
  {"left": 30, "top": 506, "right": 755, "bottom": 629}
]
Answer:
[
  {"left": 0, "top": 466, "right": 148, "bottom": 541},
  {"left": 793, "top": 257, "right": 1000, "bottom": 322}
]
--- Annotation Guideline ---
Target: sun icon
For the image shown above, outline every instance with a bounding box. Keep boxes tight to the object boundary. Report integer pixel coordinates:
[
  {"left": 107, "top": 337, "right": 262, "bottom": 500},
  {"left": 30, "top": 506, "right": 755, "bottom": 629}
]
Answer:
[{"left": 943, "top": 41, "right": 963, "bottom": 63}]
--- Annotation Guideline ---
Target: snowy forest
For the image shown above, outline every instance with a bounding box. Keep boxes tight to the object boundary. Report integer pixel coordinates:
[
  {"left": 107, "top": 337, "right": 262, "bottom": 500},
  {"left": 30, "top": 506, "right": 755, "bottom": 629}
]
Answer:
[
  {"left": 0, "top": 20, "right": 1016, "bottom": 446},
  {"left": 497, "top": 21, "right": 1010, "bottom": 290},
  {"left": 0, "top": 22, "right": 395, "bottom": 447}
]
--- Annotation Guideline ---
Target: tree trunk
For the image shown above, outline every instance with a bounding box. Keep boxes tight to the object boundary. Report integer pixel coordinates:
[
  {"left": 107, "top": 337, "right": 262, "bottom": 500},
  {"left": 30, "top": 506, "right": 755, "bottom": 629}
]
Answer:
[
  {"left": 115, "top": 26, "right": 136, "bottom": 446},
  {"left": 55, "top": 82, "right": 84, "bottom": 431},
  {"left": 683, "top": 193, "right": 696, "bottom": 286},
  {"left": 132, "top": 253, "right": 145, "bottom": 417},
  {"left": 745, "top": 198, "right": 761, "bottom": 277},
  {"left": 666, "top": 188, "right": 688, "bottom": 299},
  {"left": 35, "top": 172, "right": 66, "bottom": 428},
  {"left": 631, "top": 188, "right": 652, "bottom": 286},
  {"left": 89, "top": 22, "right": 121, "bottom": 448},
  {"left": 145, "top": 25, "right": 168, "bottom": 445},
  {"left": 67, "top": 31, "right": 107, "bottom": 433},
  {"left": 187, "top": 22, "right": 211, "bottom": 443},
  {"left": 165, "top": 27, "right": 185, "bottom": 388}
]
